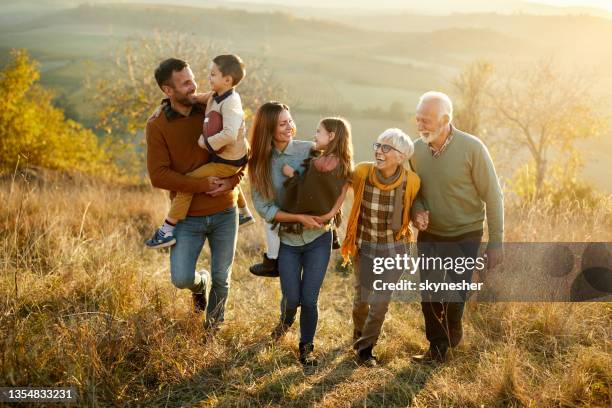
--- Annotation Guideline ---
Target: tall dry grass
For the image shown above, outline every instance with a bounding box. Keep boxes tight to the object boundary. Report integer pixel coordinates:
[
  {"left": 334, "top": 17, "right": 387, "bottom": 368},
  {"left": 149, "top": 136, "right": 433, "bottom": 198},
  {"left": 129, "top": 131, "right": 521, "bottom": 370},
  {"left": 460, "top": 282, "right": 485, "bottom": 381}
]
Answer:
[{"left": 1, "top": 172, "right": 610, "bottom": 407}]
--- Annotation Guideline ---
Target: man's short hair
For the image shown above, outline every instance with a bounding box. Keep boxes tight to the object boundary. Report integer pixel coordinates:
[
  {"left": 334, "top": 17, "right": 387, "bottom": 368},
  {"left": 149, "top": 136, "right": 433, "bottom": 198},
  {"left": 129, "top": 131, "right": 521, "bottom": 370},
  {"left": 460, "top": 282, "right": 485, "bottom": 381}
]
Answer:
[
  {"left": 418, "top": 91, "right": 454, "bottom": 122},
  {"left": 154, "top": 58, "right": 189, "bottom": 90},
  {"left": 378, "top": 128, "right": 414, "bottom": 159},
  {"left": 213, "top": 54, "right": 246, "bottom": 86}
]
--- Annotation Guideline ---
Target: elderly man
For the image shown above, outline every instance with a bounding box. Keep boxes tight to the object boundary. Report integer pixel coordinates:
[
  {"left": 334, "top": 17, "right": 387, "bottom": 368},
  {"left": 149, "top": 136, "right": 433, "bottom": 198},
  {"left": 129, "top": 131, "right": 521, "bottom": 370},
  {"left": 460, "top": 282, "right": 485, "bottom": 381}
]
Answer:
[{"left": 410, "top": 91, "right": 504, "bottom": 362}]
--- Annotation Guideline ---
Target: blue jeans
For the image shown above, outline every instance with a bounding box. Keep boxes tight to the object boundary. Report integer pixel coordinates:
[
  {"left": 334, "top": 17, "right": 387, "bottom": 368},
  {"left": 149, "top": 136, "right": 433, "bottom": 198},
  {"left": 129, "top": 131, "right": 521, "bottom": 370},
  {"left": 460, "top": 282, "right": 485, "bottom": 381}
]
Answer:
[
  {"left": 170, "top": 206, "right": 238, "bottom": 324},
  {"left": 278, "top": 231, "right": 332, "bottom": 344}
]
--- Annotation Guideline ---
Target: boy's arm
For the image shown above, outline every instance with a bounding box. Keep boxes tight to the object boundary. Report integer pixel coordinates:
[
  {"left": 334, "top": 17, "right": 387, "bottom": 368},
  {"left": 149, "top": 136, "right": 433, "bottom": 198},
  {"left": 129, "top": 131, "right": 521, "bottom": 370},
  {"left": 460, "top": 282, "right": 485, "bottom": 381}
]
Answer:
[
  {"left": 204, "top": 95, "right": 245, "bottom": 153},
  {"left": 146, "top": 121, "right": 212, "bottom": 193}
]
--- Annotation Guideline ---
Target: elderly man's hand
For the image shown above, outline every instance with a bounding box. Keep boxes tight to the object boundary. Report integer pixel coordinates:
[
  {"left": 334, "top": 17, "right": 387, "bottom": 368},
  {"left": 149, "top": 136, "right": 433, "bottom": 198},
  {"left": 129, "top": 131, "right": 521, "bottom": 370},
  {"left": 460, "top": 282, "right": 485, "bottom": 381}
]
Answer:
[
  {"left": 485, "top": 245, "right": 504, "bottom": 270},
  {"left": 412, "top": 210, "right": 429, "bottom": 231}
]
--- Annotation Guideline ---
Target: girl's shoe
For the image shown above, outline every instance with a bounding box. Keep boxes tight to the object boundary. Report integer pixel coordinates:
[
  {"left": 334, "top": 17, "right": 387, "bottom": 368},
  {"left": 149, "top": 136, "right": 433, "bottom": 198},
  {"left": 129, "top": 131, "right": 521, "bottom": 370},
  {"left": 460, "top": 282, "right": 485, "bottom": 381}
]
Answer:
[
  {"left": 145, "top": 228, "right": 176, "bottom": 249},
  {"left": 249, "top": 253, "right": 279, "bottom": 277}
]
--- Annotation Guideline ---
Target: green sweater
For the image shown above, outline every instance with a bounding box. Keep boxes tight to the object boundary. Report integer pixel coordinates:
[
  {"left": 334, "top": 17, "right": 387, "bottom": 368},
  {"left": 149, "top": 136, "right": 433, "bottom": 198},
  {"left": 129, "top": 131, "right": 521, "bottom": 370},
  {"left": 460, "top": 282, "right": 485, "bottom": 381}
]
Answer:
[{"left": 409, "top": 126, "right": 504, "bottom": 242}]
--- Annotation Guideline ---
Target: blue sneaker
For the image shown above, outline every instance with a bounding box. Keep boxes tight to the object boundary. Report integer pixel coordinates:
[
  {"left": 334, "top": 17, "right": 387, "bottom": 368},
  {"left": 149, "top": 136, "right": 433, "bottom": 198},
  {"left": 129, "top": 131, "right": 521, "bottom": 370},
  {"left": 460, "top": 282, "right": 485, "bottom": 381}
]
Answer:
[
  {"left": 239, "top": 213, "right": 256, "bottom": 228},
  {"left": 145, "top": 227, "right": 176, "bottom": 249}
]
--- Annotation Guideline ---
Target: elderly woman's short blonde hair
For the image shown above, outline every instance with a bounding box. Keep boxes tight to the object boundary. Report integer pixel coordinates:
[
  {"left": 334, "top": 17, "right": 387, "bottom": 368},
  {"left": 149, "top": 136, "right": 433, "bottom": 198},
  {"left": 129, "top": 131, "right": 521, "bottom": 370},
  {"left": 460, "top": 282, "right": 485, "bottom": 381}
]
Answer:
[{"left": 377, "top": 128, "right": 414, "bottom": 160}]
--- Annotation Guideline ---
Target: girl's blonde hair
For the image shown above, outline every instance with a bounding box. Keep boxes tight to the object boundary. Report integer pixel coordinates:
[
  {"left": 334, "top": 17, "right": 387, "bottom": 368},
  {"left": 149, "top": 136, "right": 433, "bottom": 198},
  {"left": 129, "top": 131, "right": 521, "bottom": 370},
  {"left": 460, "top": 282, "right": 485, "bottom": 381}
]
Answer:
[
  {"left": 248, "top": 101, "right": 292, "bottom": 201},
  {"left": 319, "top": 117, "right": 354, "bottom": 179}
]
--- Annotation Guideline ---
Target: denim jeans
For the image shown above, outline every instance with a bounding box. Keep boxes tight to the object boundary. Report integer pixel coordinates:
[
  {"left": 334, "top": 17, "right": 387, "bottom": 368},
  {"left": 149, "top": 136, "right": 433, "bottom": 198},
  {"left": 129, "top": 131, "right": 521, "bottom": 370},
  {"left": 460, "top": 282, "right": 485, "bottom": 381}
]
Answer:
[
  {"left": 170, "top": 206, "right": 238, "bottom": 324},
  {"left": 278, "top": 231, "right": 332, "bottom": 344}
]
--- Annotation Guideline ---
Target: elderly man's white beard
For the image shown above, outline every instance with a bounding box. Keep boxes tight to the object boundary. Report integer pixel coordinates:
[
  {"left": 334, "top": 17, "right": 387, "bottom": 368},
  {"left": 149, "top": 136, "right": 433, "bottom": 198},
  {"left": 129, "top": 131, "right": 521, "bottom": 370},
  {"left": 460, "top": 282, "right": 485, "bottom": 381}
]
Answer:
[{"left": 420, "top": 128, "right": 442, "bottom": 144}]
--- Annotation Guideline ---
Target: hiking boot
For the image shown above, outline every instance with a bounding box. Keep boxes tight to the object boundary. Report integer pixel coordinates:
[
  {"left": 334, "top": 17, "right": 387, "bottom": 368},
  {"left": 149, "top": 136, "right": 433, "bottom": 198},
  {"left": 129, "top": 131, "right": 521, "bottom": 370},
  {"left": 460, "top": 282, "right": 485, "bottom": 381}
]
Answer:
[
  {"left": 411, "top": 345, "right": 447, "bottom": 364},
  {"left": 192, "top": 292, "right": 207, "bottom": 313},
  {"left": 271, "top": 321, "right": 292, "bottom": 341},
  {"left": 299, "top": 342, "right": 318, "bottom": 367},
  {"left": 357, "top": 345, "right": 378, "bottom": 367}
]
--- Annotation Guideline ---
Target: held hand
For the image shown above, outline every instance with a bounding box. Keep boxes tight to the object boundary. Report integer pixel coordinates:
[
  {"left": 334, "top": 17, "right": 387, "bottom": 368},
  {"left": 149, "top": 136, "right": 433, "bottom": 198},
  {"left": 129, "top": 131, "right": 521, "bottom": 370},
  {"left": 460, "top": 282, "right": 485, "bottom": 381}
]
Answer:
[
  {"left": 206, "top": 177, "right": 232, "bottom": 196},
  {"left": 282, "top": 164, "right": 296, "bottom": 177},
  {"left": 313, "top": 214, "right": 330, "bottom": 224},
  {"left": 485, "top": 246, "right": 504, "bottom": 270},
  {"left": 412, "top": 210, "right": 429, "bottom": 231},
  {"left": 298, "top": 214, "right": 322, "bottom": 230}
]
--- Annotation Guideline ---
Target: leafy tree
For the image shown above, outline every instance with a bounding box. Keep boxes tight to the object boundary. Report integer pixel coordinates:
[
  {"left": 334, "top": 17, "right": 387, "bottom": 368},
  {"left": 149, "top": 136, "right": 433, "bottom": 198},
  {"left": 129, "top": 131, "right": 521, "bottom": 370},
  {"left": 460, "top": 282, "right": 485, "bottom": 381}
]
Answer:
[{"left": 0, "top": 49, "right": 113, "bottom": 176}]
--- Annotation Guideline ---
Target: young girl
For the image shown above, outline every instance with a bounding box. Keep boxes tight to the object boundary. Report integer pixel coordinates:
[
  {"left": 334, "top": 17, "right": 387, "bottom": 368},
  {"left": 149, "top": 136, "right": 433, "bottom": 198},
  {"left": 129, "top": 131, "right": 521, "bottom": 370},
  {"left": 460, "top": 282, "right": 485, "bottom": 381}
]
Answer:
[{"left": 249, "top": 117, "right": 353, "bottom": 277}]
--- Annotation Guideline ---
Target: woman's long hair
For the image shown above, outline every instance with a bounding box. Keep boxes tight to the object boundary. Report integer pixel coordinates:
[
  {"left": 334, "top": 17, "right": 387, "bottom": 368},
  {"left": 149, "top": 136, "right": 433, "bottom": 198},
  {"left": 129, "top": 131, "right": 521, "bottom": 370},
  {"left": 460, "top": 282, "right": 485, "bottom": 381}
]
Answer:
[
  {"left": 248, "top": 102, "right": 291, "bottom": 201},
  {"left": 319, "top": 117, "right": 354, "bottom": 179}
]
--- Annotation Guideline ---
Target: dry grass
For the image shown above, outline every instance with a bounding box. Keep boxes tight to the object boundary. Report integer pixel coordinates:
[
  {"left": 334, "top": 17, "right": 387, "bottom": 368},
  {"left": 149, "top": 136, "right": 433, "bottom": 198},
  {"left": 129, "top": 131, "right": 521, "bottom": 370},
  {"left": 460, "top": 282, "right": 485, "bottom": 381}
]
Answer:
[{"left": 1, "top": 172, "right": 611, "bottom": 407}]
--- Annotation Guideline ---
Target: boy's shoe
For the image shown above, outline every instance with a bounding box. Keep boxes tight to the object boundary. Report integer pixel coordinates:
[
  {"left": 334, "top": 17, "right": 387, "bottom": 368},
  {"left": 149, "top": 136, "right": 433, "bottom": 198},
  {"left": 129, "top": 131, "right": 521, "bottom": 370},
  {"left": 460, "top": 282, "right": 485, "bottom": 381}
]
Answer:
[
  {"left": 239, "top": 213, "right": 256, "bottom": 228},
  {"left": 249, "top": 253, "right": 279, "bottom": 277},
  {"left": 299, "top": 342, "right": 318, "bottom": 367},
  {"left": 145, "top": 228, "right": 176, "bottom": 249},
  {"left": 357, "top": 346, "right": 378, "bottom": 367}
]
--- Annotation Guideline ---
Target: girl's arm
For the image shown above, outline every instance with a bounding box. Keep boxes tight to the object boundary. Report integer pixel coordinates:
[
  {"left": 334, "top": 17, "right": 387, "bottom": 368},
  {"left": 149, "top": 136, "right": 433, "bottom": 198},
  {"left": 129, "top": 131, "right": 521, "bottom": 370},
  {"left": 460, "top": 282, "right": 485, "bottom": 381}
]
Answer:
[{"left": 313, "top": 182, "right": 348, "bottom": 223}]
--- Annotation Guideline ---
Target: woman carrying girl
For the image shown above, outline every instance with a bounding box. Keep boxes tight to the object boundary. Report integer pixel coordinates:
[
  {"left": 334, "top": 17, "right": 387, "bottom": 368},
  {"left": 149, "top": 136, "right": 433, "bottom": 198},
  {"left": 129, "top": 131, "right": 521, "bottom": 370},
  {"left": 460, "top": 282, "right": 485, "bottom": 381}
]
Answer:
[{"left": 248, "top": 102, "right": 352, "bottom": 366}]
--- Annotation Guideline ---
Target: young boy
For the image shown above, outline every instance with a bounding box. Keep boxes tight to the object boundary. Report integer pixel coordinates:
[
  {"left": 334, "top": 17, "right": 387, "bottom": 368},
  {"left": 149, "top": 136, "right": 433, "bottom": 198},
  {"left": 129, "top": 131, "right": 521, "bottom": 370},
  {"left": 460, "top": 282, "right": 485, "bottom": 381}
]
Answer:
[{"left": 146, "top": 54, "right": 254, "bottom": 249}]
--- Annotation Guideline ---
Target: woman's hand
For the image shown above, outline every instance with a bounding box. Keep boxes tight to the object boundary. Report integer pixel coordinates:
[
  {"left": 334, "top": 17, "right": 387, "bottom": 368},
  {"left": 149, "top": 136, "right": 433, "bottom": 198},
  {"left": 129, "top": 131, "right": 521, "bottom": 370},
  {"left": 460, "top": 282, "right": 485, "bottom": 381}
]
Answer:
[
  {"left": 282, "top": 164, "right": 296, "bottom": 177},
  {"left": 297, "top": 214, "right": 322, "bottom": 229}
]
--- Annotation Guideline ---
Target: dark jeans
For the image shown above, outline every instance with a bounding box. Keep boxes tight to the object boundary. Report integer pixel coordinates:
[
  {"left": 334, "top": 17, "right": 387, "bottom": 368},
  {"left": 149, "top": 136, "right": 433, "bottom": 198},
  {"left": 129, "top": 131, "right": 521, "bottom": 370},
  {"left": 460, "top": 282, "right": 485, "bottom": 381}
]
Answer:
[
  {"left": 170, "top": 206, "right": 237, "bottom": 325},
  {"left": 417, "top": 229, "right": 483, "bottom": 353},
  {"left": 278, "top": 231, "right": 332, "bottom": 344}
]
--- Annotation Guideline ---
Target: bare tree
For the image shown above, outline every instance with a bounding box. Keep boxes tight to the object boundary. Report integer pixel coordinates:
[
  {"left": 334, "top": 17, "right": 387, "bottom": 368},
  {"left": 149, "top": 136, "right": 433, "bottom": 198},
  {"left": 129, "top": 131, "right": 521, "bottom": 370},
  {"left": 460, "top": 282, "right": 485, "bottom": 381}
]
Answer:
[
  {"left": 89, "top": 31, "right": 286, "bottom": 176},
  {"left": 452, "top": 59, "right": 494, "bottom": 137},
  {"left": 486, "top": 60, "right": 606, "bottom": 197}
]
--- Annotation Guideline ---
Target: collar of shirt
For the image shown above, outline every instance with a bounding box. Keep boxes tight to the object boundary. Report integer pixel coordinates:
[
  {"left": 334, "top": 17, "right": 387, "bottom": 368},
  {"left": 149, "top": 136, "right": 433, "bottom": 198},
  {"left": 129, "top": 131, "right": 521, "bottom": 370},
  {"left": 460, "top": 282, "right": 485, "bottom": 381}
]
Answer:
[
  {"left": 162, "top": 98, "right": 204, "bottom": 121},
  {"left": 273, "top": 139, "right": 299, "bottom": 157},
  {"left": 429, "top": 124, "right": 455, "bottom": 158},
  {"left": 213, "top": 88, "right": 234, "bottom": 104}
]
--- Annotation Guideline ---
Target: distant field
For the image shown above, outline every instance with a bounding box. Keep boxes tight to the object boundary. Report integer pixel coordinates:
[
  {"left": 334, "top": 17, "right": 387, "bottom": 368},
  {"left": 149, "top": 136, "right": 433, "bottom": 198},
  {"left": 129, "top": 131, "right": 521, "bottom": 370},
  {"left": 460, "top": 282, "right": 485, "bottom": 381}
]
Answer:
[{"left": 1, "top": 2, "right": 611, "bottom": 191}]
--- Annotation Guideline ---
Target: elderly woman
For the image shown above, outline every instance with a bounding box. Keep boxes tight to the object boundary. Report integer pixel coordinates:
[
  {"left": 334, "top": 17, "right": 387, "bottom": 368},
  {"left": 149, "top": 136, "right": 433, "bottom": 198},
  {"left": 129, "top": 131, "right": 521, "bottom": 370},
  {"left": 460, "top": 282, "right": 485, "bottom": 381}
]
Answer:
[{"left": 340, "top": 128, "right": 420, "bottom": 366}]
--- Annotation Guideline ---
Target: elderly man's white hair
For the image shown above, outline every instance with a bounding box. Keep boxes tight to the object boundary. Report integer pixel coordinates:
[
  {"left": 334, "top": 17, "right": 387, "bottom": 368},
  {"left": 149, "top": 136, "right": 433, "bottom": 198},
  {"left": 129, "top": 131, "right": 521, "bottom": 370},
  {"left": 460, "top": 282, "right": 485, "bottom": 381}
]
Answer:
[
  {"left": 377, "top": 128, "right": 414, "bottom": 159},
  {"left": 418, "top": 91, "right": 453, "bottom": 122}
]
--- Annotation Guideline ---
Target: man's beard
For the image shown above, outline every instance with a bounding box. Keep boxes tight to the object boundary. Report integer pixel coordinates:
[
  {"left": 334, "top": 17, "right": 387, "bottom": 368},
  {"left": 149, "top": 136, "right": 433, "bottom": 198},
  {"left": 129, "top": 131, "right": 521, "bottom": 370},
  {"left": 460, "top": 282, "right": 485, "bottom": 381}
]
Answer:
[
  {"left": 420, "top": 126, "right": 442, "bottom": 144},
  {"left": 175, "top": 93, "right": 195, "bottom": 106}
]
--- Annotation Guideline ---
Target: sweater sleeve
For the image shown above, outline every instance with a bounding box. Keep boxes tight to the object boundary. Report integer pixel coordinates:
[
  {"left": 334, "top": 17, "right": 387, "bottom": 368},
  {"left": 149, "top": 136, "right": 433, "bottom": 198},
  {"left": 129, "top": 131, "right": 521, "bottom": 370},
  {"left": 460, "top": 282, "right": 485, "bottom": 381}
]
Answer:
[
  {"left": 146, "top": 120, "right": 211, "bottom": 193},
  {"left": 408, "top": 158, "right": 427, "bottom": 216},
  {"left": 471, "top": 142, "right": 504, "bottom": 243},
  {"left": 205, "top": 95, "right": 244, "bottom": 153}
]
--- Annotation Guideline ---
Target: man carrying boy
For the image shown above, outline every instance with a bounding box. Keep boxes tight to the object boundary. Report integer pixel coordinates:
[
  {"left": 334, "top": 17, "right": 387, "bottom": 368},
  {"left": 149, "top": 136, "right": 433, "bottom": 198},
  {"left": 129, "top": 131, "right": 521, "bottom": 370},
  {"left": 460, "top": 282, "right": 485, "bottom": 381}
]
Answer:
[{"left": 146, "top": 57, "right": 243, "bottom": 329}]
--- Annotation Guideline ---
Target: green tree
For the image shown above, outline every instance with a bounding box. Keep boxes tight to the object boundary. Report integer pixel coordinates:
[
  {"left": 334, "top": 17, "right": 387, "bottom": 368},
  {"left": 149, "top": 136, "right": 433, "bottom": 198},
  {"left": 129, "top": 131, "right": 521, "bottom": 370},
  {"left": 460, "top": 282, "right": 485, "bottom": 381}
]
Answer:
[{"left": 0, "top": 49, "right": 113, "bottom": 175}]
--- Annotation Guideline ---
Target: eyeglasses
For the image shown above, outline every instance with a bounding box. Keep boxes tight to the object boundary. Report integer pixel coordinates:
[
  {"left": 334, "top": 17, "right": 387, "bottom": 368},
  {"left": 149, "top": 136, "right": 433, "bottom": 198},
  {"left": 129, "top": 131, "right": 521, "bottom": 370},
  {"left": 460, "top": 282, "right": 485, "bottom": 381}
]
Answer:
[{"left": 373, "top": 142, "right": 402, "bottom": 154}]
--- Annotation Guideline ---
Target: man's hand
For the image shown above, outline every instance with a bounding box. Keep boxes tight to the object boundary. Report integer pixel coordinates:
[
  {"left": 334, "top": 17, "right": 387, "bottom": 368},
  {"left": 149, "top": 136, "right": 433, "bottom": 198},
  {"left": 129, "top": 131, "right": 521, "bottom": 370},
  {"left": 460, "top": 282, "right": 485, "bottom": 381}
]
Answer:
[
  {"left": 297, "top": 214, "right": 323, "bottom": 229},
  {"left": 412, "top": 210, "right": 429, "bottom": 231},
  {"left": 282, "top": 164, "right": 296, "bottom": 177},
  {"left": 205, "top": 176, "right": 233, "bottom": 197},
  {"left": 485, "top": 245, "right": 504, "bottom": 270}
]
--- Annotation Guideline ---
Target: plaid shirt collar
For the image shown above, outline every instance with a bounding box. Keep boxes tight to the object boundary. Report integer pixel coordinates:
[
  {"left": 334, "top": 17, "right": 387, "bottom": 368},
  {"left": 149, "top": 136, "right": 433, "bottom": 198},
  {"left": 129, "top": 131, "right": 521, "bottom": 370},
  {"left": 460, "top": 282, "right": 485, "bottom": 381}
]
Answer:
[{"left": 428, "top": 124, "right": 455, "bottom": 158}]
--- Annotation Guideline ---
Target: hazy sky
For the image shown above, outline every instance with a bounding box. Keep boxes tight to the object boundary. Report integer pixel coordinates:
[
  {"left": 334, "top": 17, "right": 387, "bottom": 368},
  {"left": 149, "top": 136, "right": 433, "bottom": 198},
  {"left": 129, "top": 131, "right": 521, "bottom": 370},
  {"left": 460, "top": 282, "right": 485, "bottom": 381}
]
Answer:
[{"left": 539, "top": 0, "right": 612, "bottom": 11}]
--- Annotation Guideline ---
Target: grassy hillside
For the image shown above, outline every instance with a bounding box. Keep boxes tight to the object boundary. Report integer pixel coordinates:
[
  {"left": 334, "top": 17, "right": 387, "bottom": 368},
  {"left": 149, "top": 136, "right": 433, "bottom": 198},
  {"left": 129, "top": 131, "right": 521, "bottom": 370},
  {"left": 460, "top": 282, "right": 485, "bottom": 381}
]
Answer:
[{"left": 1, "top": 171, "right": 610, "bottom": 406}]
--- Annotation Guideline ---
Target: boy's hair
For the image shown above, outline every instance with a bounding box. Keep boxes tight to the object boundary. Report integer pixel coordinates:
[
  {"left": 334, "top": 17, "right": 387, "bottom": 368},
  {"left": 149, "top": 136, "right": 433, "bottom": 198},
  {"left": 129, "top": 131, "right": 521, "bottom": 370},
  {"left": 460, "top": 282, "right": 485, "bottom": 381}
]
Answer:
[
  {"left": 319, "top": 117, "right": 354, "bottom": 179},
  {"left": 377, "top": 128, "right": 414, "bottom": 160},
  {"left": 154, "top": 58, "right": 189, "bottom": 90},
  {"left": 213, "top": 54, "right": 246, "bottom": 86}
]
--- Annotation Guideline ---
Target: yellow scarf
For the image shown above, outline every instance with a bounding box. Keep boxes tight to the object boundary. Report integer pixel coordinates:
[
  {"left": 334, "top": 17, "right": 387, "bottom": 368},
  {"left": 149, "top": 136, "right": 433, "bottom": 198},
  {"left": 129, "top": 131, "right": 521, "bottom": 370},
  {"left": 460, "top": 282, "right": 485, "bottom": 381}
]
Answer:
[{"left": 340, "top": 163, "right": 420, "bottom": 266}]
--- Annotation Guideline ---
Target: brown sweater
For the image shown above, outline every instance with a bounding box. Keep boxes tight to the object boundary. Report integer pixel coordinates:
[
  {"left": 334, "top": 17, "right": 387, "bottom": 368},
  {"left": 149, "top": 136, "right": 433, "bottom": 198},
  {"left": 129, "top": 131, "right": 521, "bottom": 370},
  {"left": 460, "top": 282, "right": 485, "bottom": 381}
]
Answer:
[{"left": 145, "top": 103, "right": 242, "bottom": 216}]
